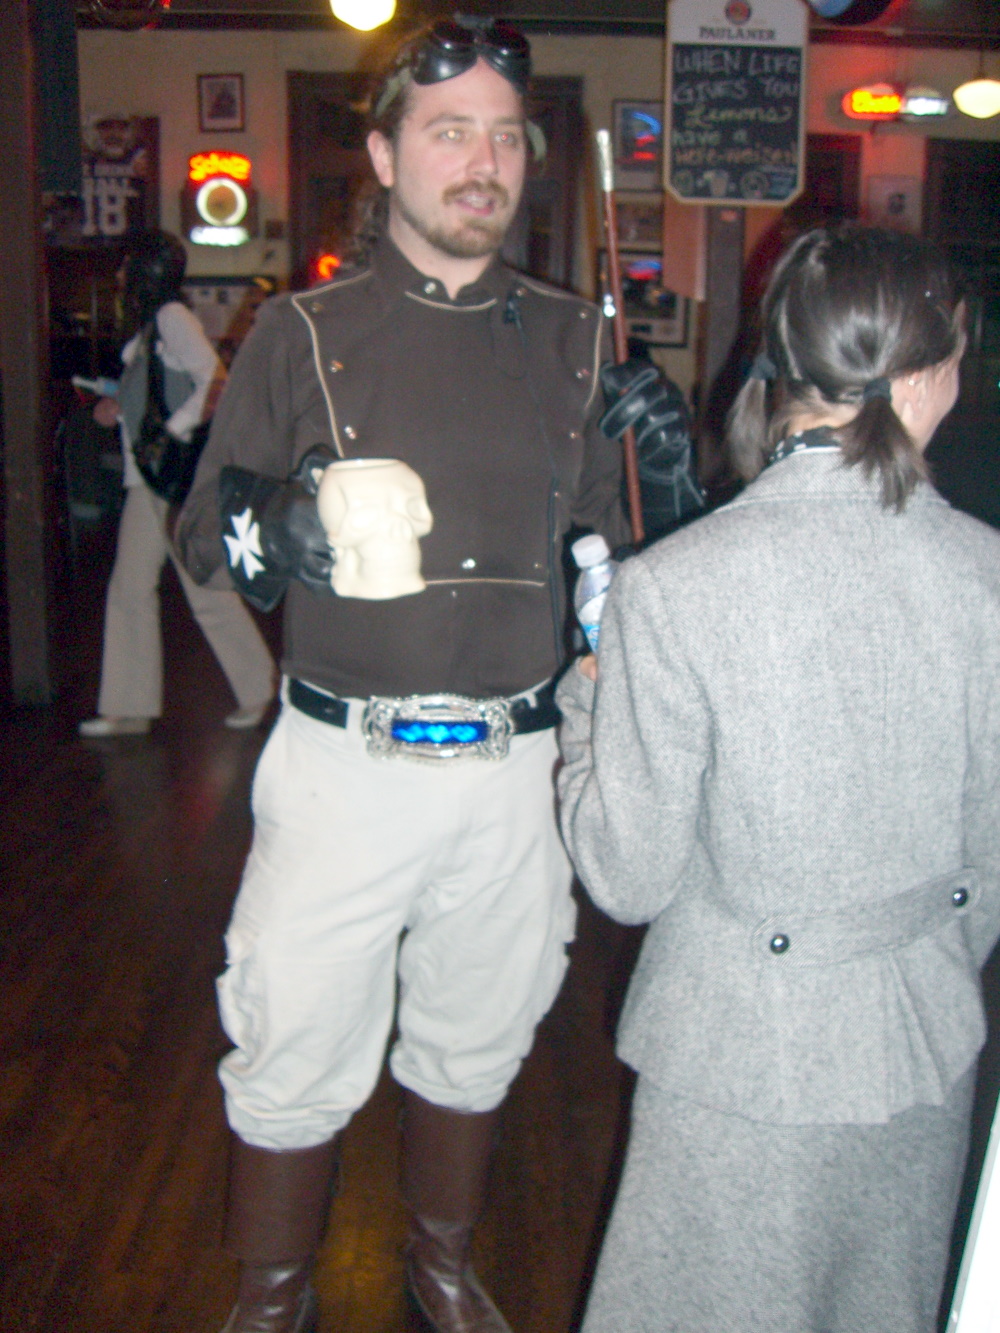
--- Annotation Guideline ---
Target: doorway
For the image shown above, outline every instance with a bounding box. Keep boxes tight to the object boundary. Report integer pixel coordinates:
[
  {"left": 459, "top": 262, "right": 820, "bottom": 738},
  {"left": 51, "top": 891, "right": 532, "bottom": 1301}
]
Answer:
[{"left": 926, "top": 138, "right": 1000, "bottom": 419}]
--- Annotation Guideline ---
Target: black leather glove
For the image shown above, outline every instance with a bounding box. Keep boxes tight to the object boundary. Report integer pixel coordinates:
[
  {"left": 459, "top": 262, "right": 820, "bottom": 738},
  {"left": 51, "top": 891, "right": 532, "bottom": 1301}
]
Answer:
[
  {"left": 600, "top": 358, "right": 705, "bottom": 537},
  {"left": 219, "top": 445, "right": 337, "bottom": 612}
]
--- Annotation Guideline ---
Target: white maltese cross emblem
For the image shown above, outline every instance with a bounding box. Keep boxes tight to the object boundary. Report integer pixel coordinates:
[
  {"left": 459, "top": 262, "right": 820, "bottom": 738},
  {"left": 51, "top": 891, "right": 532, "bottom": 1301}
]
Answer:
[{"left": 224, "top": 507, "right": 265, "bottom": 580}]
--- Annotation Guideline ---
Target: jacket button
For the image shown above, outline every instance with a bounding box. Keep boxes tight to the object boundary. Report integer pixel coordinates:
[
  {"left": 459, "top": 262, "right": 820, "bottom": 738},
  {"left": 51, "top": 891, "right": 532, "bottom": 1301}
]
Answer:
[
  {"left": 423, "top": 280, "right": 437, "bottom": 295},
  {"left": 575, "top": 368, "right": 590, "bottom": 380},
  {"left": 344, "top": 426, "right": 357, "bottom": 440},
  {"left": 769, "top": 934, "right": 790, "bottom": 954},
  {"left": 329, "top": 360, "right": 343, "bottom": 373},
  {"left": 952, "top": 887, "right": 969, "bottom": 907},
  {"left": 310, "top": 300, "right": 323, "bottom": 313},
  {"left": 579, "top": 308, "right": 589, "bottom": 319}
]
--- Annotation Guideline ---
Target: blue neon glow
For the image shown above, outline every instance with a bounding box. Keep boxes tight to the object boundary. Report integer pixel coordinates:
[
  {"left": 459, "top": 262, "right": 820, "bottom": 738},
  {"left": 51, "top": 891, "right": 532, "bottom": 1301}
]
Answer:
[{"left": 392, "top": 719, "right": 489, "bottom": 745}]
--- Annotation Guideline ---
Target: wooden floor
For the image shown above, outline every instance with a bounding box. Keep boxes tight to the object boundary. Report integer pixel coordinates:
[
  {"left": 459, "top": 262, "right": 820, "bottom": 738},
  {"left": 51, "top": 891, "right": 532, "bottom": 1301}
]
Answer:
[{"left": 0, "top": 519, "right": 997, "bottom": 1333}]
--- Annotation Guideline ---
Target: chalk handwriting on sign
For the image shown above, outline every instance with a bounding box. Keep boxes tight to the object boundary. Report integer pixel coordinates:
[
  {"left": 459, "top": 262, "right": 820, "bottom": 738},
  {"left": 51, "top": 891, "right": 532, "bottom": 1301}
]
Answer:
[
  {"left": 666, "top": 0, "right": 806, "bottom": 206},
  {"left": 670, "top": 43, "right": 802, "bottom": 201}
]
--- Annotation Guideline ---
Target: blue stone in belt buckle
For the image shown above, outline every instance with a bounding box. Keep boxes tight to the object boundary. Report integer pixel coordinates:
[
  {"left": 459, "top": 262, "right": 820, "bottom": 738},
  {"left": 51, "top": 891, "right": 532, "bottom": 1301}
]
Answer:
[
  {"left": 392, "top": 718, "right": 490, "bottom": 746},
  {"left": 362, "top": 693, "right": 514, "bottom": 761}
]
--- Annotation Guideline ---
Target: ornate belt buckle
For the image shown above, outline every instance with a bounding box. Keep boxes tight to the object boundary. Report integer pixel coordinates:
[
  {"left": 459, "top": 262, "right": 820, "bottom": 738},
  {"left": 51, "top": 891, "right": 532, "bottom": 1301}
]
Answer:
[{"left": 362, "top": 693, "right": 513, "bottom": 762}]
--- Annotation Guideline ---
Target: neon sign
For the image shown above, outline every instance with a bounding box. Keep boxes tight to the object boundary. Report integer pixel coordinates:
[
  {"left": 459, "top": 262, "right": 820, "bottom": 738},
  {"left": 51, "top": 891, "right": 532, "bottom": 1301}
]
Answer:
[
  {"left": 188, "top": 151, "right": 252, "bottom": 184},
  {"left": 842, "top": 84, "right": 902, "bottom": 120},
  {"left": 313, "top": 254, "right": 342, "bottom": 281}
]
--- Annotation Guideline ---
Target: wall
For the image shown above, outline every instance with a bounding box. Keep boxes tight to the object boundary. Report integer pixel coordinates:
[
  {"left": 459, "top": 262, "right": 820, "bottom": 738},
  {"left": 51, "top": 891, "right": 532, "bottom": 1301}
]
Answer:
[{"left": 76, "top": 26, "right": 1000, "bottom": 396}]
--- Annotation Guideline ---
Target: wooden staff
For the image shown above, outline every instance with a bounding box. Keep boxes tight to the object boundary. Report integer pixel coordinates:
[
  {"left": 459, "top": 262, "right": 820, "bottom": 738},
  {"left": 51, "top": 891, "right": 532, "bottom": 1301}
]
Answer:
[{"left": 596, "top": 128, "right": 645, "bottom": 547}]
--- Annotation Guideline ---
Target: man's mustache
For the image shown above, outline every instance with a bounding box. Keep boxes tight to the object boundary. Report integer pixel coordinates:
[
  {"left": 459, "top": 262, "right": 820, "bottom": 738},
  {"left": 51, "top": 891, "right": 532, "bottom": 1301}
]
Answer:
[{"left": 442, "top": 179, "right": 510, "bottom": 208}]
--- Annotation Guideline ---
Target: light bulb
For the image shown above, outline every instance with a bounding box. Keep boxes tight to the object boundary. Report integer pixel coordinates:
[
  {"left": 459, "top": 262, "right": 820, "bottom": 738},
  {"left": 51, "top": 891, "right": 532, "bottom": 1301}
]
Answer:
[
  {"left": 330, "top": 0, "right": 396, "bottom": 30},
  {"left": 953, "top": 77, "right": 1000, "bottom": 119}
]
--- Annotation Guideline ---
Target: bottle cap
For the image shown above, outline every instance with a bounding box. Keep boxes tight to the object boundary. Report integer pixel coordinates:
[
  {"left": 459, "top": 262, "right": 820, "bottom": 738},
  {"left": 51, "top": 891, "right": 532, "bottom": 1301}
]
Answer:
[{"left": 571, "top": 533, "right": 611, "bottom": 569}]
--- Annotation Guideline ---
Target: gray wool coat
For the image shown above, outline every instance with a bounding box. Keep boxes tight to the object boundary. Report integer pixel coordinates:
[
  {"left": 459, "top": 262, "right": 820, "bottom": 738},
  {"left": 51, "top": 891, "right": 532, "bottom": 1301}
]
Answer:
[{"left": 557, "top": 449, "right": 1000, "bottom": 1129}]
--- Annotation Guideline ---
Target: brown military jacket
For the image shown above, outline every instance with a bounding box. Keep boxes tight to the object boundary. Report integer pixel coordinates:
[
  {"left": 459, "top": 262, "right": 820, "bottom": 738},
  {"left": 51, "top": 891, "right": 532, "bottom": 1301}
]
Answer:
[{"left": 177, "top": 236, "right": 626, "bottom": 699}]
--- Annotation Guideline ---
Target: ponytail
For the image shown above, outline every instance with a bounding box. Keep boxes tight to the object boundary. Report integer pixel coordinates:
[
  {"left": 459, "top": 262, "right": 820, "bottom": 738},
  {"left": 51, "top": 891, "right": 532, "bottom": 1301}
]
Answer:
[
  {"left": 725, "top": 224, "right": 960, "bottom": 511},
  {"left": 726, "top": 376, "right": 770, "bottom": 482},
  {"left": 838, "top": 395, "right": 928, "bottom": 512}
]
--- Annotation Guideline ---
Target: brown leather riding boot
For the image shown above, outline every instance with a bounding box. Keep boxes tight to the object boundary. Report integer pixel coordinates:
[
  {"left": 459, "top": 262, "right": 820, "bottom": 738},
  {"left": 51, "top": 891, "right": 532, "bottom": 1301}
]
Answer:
[
  {"left": 401, "top": 1092, "right": 512, "bottom": 1333},
  {"left": 219, "top": 1134, "right": 340, "bottom": 1333}
]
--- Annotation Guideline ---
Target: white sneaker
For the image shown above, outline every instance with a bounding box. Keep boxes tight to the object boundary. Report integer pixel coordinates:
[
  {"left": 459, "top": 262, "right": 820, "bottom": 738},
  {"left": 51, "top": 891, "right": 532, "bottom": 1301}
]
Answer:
[
  {"left": 79, "top": 716, "right": 151, "bottom": 737},
  {"left": 224, "top": 702, "right": 272, "bottom": 730}
]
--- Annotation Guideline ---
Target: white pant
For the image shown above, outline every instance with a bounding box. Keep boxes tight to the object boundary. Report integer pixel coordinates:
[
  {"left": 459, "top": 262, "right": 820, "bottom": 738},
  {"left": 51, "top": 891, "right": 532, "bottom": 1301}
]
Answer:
[
  {"left": 217, "top": 687, "right": 576, "bottom": 1150},
  {"left": 97, "top": 483, "right": 275, "bottom": 719}
]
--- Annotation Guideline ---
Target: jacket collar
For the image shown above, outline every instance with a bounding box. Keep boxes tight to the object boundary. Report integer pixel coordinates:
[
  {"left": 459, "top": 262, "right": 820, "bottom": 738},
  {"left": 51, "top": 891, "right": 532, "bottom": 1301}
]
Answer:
[
  {"left": 730, "top": 448, "right": 946, "bottom": 512},
  {"left": 370, "top": 233, "right": 510, "bottom": 312}
]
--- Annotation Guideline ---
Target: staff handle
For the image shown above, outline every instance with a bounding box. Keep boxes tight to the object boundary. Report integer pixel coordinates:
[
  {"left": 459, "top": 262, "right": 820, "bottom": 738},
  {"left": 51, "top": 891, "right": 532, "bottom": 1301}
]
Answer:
[{"left": 596, "top": 129, "right": 645, "bottom": 547}]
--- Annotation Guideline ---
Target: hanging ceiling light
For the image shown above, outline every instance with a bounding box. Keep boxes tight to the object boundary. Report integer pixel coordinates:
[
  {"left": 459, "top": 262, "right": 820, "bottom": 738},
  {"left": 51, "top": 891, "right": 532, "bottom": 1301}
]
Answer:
[
  {"left": 330, "top": 0, "right": 396, "bottom": 30},
  {"left": 82, "top": 0, "right": 169, "bottom": 30},
  {"left": 953, "top": 74, "right": 1000, "bottom": 119},
  {"left": 954, "top": 0, "right": 1000, "bottom": 120}
]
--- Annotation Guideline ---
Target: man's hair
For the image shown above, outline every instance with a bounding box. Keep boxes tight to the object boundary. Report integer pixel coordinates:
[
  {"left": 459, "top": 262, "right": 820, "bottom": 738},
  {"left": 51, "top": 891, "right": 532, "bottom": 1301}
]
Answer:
[
  {"left": 346, "top": 18, "right": 534, "bottom": 264},
  {"left": 122, "top": 228, "right": 187, "bottom": 331},
  {"left": 726, "top": 224, "right": 963, "bottom": 510},
  {"left": 346, "top": 23, "right": 438, "bottom": 263}
]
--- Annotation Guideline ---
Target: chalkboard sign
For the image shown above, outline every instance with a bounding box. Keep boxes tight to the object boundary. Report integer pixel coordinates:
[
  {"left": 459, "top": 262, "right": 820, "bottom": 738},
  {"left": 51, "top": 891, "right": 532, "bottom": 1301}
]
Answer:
[{"left": 669, "top": 43, "right": 803, "bottom": 203}]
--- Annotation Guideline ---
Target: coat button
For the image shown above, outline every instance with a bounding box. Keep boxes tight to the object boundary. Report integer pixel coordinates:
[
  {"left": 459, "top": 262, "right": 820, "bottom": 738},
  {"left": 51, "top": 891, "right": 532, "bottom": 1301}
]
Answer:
[
  {"left": 423, "top": 280, "right": 437, "bottom": 295},
  {"left": 329, "top": 360, "right": 343, "bottom": 373},
  {"left": 952, "top": 887, "right": 969, "bottom": 907},
  {"left": 344, "top": 425, "right": 357, "bottom": 440},
  {"left": 310, "top": 300, "right": 323, "bottom": 313},
  {"left": 575, "top": 368, "right": 590, "bottom": 380},
  {"left": 769, "top": 933, "right": 790, "bottom": 954},
  {"left": 579, "top": 308, "right": 589, "bottom": 319}
]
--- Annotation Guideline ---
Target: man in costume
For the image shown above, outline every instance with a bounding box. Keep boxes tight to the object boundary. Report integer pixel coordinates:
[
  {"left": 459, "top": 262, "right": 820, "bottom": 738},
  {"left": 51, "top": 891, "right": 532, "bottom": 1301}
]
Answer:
[{"left": 177, "top": 18, "right": 693, "bottom": 1333}]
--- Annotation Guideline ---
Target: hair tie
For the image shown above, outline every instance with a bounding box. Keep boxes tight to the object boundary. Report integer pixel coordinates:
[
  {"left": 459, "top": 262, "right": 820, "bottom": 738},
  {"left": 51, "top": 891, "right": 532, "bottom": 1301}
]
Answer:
[
  {"left": 862, "top": 377, "right": 892, "bottom": 403},
  {"left": 748, "top": 353, "right": 776, "bottom": 382}
]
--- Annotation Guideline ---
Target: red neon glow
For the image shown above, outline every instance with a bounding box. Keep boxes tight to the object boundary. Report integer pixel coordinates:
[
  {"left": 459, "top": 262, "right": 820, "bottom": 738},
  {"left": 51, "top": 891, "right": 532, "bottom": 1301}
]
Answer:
[
  {"left": 314, "top": 254, "right": 341, "bottom": 281},
  {"left": 188, "top": 152, "right": 252, "bottom": 184},
  {"left": 842, "top": 85, "right": 902, "bottom": 120}
]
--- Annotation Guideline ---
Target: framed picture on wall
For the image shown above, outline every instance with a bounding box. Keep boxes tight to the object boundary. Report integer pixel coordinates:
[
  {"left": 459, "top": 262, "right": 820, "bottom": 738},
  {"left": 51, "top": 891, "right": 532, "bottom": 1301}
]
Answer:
[
  {"left": 612, "top": 100, "right": 663, "bottom": 191},
  {"left": 866, "top": 175, "right": 922, "bottom": 234},
  {"left": 613, "top": 192, "right": 664, "bottom": 252},
  {"left": 597, "top": 250, "right": 688, "bottom": 348},
  {"left": 198, "top": 74, "right": 245, "bottom": 133}
]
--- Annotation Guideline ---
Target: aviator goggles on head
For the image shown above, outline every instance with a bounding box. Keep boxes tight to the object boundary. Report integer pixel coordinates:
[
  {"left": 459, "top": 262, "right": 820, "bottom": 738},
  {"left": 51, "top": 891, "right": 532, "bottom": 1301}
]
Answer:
[{"left": 374, "top": 17, "right": 532, "bottom": 119}]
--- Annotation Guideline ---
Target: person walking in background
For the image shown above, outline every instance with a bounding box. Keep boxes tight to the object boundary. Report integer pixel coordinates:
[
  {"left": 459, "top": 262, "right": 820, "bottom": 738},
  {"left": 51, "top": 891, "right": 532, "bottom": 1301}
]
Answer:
[
  {"left": 79, "top": 230, "right": 276, "bottom": 737},
  {"left": 557, "top": 224, "right": 1000, "bottom": 1333}
]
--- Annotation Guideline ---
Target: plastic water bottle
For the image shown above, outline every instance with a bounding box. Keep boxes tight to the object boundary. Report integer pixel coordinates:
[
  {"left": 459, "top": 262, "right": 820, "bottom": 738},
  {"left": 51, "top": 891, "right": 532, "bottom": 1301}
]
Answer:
[
  {"left": 71, "top": 375, "right": 119, "bottom": 397},
  {"left": 572, "top": 533, "right": 616, "bottom": 652}
]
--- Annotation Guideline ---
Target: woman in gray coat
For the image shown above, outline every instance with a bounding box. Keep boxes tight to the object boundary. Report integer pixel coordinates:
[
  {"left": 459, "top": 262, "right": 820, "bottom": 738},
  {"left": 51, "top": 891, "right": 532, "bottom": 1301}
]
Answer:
[{"left": 557, "top": 225, "right": 1000, "bottom": 1333}]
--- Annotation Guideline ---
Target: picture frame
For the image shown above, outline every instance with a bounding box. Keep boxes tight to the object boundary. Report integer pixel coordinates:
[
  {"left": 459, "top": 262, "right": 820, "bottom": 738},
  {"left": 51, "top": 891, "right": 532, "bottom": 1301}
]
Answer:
[
  {"left": 198, "top": 74, "right": 245, "bottom": 133},
  {"left": 613, "top": 192, "right": 664, "bottom": 252},
  {"left": 866, "top": 174, "right": 922, "bottom": 234},
  {"left": 612, "top": 100, "right": 663, "bottom": 191},
  {"left": 597, "top": 250, "right": 688, "bottom": 348}
]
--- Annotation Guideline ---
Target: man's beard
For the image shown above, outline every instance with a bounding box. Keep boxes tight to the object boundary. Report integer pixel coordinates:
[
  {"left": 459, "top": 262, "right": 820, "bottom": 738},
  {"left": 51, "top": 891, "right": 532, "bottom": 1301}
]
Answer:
[{"left": 395, "top": 178, "right": 513, "bottom": 260}]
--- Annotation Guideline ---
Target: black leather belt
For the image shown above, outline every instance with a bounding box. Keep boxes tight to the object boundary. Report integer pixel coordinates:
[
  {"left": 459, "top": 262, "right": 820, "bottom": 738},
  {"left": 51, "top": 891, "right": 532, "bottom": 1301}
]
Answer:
[{"left": 288, "top": 678, "right": 560, "bottom": 736}]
